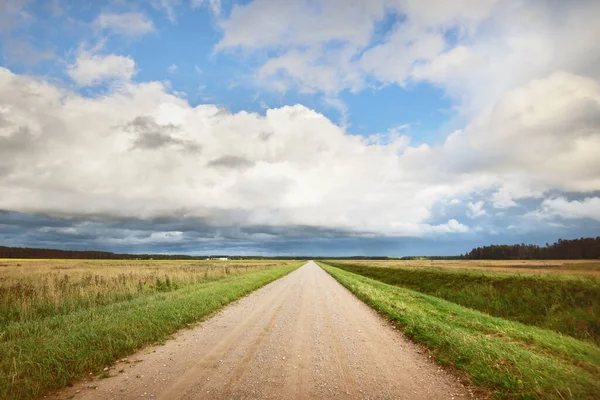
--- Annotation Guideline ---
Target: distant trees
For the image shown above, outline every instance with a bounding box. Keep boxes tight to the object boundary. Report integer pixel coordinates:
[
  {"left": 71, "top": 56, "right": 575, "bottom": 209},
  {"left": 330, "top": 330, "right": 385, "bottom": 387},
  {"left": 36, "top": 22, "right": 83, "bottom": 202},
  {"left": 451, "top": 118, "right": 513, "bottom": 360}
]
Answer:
[
  {"left": 3, "top": 237, "right": 600, "bottom": 260},
  {"left": 400, "top": 256, "right": 465, "bottom": 260},
  {"left": 0, "top": 246, "right": 116, "bottom": 259},
  {"left": 0, "top": 246, "right": 399, "bottom": 260},
  {"left": 464, "top": 237, "right": 600, "bottom": 260},
  {"left": 0, "top": 246, "right": 198, "bottom": 260}
]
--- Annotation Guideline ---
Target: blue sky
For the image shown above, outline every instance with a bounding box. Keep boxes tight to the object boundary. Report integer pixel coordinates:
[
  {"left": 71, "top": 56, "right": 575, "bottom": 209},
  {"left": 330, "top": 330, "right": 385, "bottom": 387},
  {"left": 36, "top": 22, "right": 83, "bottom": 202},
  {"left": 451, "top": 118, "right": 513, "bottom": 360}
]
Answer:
[{"left": 0, "top": 0, "right": 599, "bottom": 255}]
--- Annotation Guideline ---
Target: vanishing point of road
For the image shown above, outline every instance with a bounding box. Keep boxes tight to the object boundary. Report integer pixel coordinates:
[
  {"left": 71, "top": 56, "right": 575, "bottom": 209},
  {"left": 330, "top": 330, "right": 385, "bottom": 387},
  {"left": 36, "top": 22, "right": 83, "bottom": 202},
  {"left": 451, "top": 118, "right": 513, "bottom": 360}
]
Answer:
[{"left": 56, "top": 261, "right": 475, "bottom": 399}]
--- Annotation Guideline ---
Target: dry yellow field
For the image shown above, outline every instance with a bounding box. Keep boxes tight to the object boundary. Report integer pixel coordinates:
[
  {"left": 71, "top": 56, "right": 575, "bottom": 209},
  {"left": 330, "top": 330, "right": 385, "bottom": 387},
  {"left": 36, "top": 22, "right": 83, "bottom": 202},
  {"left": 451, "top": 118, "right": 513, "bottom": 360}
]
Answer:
[
  {"left": 333, "top": 259, "right": 600, "bottom": 276},
  {"left": 0, "top": 258, "right": 291, "bottom": 323}
]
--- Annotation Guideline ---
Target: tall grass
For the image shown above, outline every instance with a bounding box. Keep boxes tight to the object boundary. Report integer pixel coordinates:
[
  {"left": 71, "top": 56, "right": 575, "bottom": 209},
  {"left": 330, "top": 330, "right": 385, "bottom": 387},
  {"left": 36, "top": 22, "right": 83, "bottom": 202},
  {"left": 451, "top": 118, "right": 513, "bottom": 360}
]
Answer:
[
  {"left": 0, "top": 259, "right": 281, "bottom": 324},
  {"left": 325, "top": 261, "right": 600, "bottom": 343},
  {"left": 319, "top": 262, "right": 600, "bottom": 399},
  {"left": 0, "top": 259, "right": 300, "bottom": 399}
]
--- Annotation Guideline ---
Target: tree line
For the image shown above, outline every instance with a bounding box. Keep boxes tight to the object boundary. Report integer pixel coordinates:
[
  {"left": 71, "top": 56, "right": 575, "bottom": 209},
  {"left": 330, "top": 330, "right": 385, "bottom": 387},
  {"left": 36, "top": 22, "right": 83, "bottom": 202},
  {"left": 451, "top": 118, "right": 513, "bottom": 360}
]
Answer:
[
  {"left": 0, "top": 246, "right": 201, "bottom": 260},
  {"left": 2, "top": 237, "right": 599, "bottom": 260},
  {"left": 464, "top": 237, "right": 600, "bottom": 260},
  {"left": 0, "top": 246, "right": 400, "bottom": 260}
]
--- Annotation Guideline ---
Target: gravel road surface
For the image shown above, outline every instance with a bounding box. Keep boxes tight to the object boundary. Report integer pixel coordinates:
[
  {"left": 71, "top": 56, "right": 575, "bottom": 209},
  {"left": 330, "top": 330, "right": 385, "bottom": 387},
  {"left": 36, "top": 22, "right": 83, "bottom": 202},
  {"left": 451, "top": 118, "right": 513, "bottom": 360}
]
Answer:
[{"left": 53, "top": 261, "right": 475, "bottom": 399}]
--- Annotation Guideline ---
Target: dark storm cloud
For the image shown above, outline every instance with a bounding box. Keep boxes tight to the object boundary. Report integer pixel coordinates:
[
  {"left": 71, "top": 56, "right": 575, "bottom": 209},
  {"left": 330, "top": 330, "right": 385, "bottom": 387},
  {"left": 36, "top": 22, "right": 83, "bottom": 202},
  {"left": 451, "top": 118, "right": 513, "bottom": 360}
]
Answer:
[
  {"left": 426, "top": 194, "right": 550, "bottom": 236},
  {"left": 0, "top": 211, "right": 74, "bottom": 228},
  {"left": 0, "top": 211, "right": 386, "bottom": 255},
  {"left": 213, "top": 108, "right": 231, "bottom": 117},
  {"left": 259, "top": 131, "right": 273, "bottom": 141},
  {"left": 2, "top": 199, "right": 600, "bottom": 256},
  {"left": 134, "top": 132, "right": 184, "bottom": 150},
  {"left": 0, "top": 126, "right": 35, "bottom": 153},
  {"left": 207, "top": 155, "right": 254, "bottom": 169},
  {"left": 125, "top": 116, "right": 201, "bottom": 152},
  {"left": 126, "top": 116, "right": 177, "bottom": 133},
  {"left": 0, "top": 113, "right": 9, "bottom": 128},
  {"left": 127, "top": 116, "right": 178, "bottom": 150},
  {"left": 0, "top": 126, "right": 32, "bottom": 177}
]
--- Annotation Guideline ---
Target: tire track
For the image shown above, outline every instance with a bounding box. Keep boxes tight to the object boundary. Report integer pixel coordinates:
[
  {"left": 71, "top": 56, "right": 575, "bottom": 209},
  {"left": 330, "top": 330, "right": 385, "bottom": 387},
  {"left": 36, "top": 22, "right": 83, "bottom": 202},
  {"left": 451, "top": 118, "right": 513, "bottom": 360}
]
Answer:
[{"left": 158, "top": 268, "right": 300, "bottom": 399}]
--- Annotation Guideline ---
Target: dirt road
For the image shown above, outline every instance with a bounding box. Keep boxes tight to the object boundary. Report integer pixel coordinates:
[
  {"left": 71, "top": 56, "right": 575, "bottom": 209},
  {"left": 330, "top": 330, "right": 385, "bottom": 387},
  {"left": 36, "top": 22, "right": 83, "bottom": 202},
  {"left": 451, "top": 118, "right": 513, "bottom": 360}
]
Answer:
[{"left": 55, "top": 261, "right": 474, "bottom": 399}]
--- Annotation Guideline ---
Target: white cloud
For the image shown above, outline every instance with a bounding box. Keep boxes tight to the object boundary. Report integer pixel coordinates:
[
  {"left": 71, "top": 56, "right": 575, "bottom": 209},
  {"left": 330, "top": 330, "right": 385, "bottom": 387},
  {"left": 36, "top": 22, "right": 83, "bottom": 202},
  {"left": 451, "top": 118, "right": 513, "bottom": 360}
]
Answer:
[
  {"left": 38, "top": 226, "right": 79, "bottom": 235},
  {"left": 167, "top": 64, "right": 178, "bottom": 73},
  {"left": 216, "top": 0, "right": 496, "bottom": 53},
  {"left": 431, "top": 219, "right": 470, "bottom": 234},
  {"left": 257, "top": 45, "right": 364, "bottom": 95},
  {"left": 446, "top": 219, "right": 470, "bottom": 233},
  {"left": 359, "top": 28, "right": 445, "bottom": 85},
  {"left": 321, "top": 96, "right": 349, "bottom": 127},
  {"left": 216, "top": 0, "right": 384, "bottom": 50},
  {"left": 436, "top": 71, "right": 600, "bottom": 194},
  {"left": 0, "top": 66, "right": 477, "bottom": 237},
  {"left": 102, "top": 230, "right": 186, "bottom": 246},
  {"left": 1, "top": 54, "right": 599, "bottom": 237},
  {"left": 214, "top": 0, "right": 503, "bottom": 95},
  {"left": 67, "top": 51, "right": 136, "bottom": 86},
  {"left": 412, "top": 0, "right": 600, "bottom": 116},
  {"left": 490, "top": 188, "right": 518, "bottom": 209},
  {"left": 93, "top": 12, "right": 155, "bottom": 37},
  {"left": 396, "top": 0, "right": 499, "bottom": 27},
  {"left": 467, "top": 201, "right": 486, "bottom": 218},
  {"left": 535, "top": 197, "right": 600, "bottom": 222},
  {"left": 215, "top": 0, "right": 600, "bottom": 124}
]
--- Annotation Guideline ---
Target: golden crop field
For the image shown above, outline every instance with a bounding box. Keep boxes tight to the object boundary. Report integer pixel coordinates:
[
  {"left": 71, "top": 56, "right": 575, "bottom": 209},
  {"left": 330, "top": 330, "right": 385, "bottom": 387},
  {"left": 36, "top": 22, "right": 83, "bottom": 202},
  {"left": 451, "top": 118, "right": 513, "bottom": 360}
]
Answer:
[
  {"left": 333, "top": 259, "right": 600, "bottom": 276},
  {"left": 0, "top": 259, "right": 289, "bottom": 323}
]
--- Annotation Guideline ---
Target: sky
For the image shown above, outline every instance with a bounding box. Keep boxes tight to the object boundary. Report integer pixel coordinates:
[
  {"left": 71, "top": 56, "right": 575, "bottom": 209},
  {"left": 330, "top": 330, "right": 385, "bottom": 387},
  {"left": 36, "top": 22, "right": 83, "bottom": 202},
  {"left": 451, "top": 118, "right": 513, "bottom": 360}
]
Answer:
[{"left": 0, "top": 0, "right": 599, "bottom": 256}]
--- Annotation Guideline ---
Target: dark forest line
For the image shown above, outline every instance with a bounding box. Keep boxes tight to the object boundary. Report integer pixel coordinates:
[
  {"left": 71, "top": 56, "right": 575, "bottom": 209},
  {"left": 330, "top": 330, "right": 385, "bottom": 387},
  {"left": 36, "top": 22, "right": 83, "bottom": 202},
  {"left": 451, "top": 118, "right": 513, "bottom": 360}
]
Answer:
[
  {"left": 0, "top": 246, "right": 199, "bottom": 260},
  {"left": 464, "top": 237, "right": 600, "bottom": 260},
  {"left": 1, "top": 236, "right": 600, "bottom": 259},
  {"left": 0, "top": 246, "right": 390, "bottom": 260}
]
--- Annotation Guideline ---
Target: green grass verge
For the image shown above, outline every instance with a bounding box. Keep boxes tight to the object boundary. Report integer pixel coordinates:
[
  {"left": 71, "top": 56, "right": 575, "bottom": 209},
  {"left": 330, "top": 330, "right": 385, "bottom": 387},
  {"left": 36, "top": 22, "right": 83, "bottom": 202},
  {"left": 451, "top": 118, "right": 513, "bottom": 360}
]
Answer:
[
  {"left": 324, "top": 261, "right": 600, "bottom": 344},
  {"left": 0, "top": 262, "right": 301, "bottom": 399},
  {"left": 318, "top": 262, "right": 600, "bottom": 400}
]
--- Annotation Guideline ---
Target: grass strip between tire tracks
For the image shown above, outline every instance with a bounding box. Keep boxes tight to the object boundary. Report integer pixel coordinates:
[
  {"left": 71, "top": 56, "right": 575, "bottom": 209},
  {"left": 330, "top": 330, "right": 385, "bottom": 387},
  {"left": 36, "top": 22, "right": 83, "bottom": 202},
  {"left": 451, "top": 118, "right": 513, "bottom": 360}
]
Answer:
[
  {"left": 318, "top": 262, "right": 600, "bottom": 400},
  {"left": 0, "top": 262, "right": 302, "bottom": 399}
]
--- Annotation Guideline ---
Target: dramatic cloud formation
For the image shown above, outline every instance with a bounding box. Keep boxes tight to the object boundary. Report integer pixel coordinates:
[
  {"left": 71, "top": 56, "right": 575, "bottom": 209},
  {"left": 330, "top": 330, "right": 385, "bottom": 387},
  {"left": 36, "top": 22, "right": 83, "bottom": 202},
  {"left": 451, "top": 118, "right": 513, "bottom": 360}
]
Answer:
[
  {"left": 1, "top": 63, "right": 599, "bottom": 236},
  {"left": 0, "top": 66, "right": 469, "bottom": 236},
  {"left": 215, "top": 0, "right": 600, "bottom": 223},
  {"left": 0, "top": 0, "right": 599, "bottom": 253}
]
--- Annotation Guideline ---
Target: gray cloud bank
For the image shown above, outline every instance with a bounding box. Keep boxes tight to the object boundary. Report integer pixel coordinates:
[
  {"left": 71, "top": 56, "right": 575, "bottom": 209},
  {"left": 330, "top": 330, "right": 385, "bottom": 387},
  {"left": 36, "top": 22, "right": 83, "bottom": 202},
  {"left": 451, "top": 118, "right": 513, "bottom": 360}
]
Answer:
[{"left": 2, "top": 209, "right": 597, "bottom": 256}]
